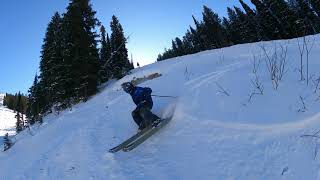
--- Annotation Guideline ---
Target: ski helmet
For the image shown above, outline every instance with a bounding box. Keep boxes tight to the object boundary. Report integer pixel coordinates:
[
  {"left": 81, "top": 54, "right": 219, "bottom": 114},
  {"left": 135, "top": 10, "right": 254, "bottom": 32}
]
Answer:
[{"left": 122, "top": 82, "right": 134, "bottom": 93}]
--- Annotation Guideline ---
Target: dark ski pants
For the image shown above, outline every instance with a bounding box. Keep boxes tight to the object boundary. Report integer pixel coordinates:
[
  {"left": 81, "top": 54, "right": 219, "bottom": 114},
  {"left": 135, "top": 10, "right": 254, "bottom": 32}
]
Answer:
[{"left": 132, "top": 105, "right": 160, "bottom": 129}]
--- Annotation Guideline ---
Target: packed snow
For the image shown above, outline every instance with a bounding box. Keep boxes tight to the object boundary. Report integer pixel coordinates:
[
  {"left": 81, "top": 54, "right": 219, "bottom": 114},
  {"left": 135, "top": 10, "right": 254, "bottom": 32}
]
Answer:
[{"left": 1, "top": 35, "right": 320, "bottom": 179}]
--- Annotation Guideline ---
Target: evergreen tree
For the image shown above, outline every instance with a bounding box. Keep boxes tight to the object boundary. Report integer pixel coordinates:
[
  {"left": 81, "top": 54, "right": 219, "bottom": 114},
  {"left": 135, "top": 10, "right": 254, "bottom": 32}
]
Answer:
[
  {"left": 3, "top": 93, "right": 27, "bottom": 113},
  {"left": 129, "top": 54, "right": 134, "bottom": 70},
  {"left": 15, "top": 92, "right": 23, "bottom": 133},
  {"left": 61, "top": 0, "right": 100, "bottom": 101},
  {"left": 3, "top": 133, "right": 12, "bottom": 151},
  {"left": 15, "top": 111, "right": 23, "bottom": 133},
  {"left": 175, "top": 37, "right": 185, "bottom": 56},
  {"left": 263, "top": 0, "right": 300, "bottom": 38},
  {"left": 234, "top": 5, "right": 259, "bottom": 42},
  {"left": 182, "top": 29, "right": 195, "bottom": 54},
  {"left": 38, "top": 12, "right": 63, "bottom": 113},
  {"left": 171, "top": 40, "right": 178, "bottom": 57},
  {"left": 239, "top": 0, "right": 256, "bottom": 17},
  {"left": 201, "top": 6, "right": 228, "bottom": 48},
  {"left": 234, "top": 7, "right": 252, "bottom": 43},
  {"left": 222, "top": 17, "right": 233, "bottom": 45},
  {"left": 99, "top": 25, "right": 112, "bottom": 83},
  {"left": 295, "top": 0, "right": 320, "bottom": 34},
  {"left": 191, "top": 16, "right": 207, "bottom": 51},
  {"left": 309, "top": 0, "right": 320, "bottom": 17},
  {"left": 250, "top": 0, "right": 284, "bottom": 40},
  {"left": 2, "top": 95, "right": 6, "bottom": 106},
  {"left": 109, "top": 15, "right": 131, "bottom": 79},
  {"left": 226, "top": 7, "right": 242, "bottom": 44},
  {"left": 157, "top": 0, "right": 320, "bottom": 61},
  {"left": 26, "top": 74, "right": 42, "bottom": 124}
]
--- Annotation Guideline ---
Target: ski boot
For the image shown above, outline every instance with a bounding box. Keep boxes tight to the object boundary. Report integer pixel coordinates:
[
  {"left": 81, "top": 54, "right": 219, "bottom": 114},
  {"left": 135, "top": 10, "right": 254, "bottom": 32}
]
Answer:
[{"left": 152, "top": 118, "right": 162, "bottom": 127}]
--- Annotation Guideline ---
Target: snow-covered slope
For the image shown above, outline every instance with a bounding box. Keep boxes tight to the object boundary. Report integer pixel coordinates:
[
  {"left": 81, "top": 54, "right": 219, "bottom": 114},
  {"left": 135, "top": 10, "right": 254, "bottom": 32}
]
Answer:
[
  {"left": 0, "top": 107, "right": 16, "bottom": 137},
  {"left": 1, "top": 35, "right": 320, "bottom": 179},
  {"left": 0, "top": 93, "right": 4, "bottom": 106},
  {"left": 0, "top": 94, "right": 16, "bottom": 136},
  {"left": 0, "top": 94, "right": 16, "bottom": 146}
]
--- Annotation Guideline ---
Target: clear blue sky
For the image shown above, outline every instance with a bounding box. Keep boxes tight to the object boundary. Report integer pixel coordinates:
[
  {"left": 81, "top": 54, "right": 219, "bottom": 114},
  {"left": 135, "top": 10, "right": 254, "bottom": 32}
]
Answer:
[{"left": 0, "top": 0, "right": 252, "bottom": 94}]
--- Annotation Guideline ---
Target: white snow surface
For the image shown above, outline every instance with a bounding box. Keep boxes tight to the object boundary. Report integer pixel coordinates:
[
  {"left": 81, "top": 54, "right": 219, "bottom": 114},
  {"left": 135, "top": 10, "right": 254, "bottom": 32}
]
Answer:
[
  {"left": 0, "top": 93, "right": 4, "bottom": 106},
  {"left": 2, "top": 35, "right": 320, "bottom": 179},
  {"left": 0, "top": 94, "right": 16, "bottom": 137}
]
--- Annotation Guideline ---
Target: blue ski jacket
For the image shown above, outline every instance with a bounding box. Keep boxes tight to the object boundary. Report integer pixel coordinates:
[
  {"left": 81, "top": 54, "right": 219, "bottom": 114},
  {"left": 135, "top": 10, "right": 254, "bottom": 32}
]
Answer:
[{"left": 130, "top": 86, "right": 153, "bottom": 109}]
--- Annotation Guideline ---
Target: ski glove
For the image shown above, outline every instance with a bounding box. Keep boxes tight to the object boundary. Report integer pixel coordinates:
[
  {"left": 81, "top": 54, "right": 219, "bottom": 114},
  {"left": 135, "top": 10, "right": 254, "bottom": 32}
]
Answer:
[{"left": 144, "top": 87, "right": 152, "bottom": 95}]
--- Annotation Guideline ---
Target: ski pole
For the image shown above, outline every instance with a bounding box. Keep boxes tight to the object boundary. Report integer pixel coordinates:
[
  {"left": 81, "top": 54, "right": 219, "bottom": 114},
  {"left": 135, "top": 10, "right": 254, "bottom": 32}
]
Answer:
[{"left": 151, "top": 94, "right": 178, "bottom": 98}]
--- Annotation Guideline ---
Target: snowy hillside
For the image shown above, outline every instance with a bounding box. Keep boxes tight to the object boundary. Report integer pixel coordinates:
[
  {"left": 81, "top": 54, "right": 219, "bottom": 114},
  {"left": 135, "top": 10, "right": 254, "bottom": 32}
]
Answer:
[
  {"left": 1, "top": 35, "right": 320, "bottom": 179},
  {"left": 0, "top": 94, "right": 16, "bottom": 146},
  {"left": 0, "top": 93, "right": 4, "bottom": 106},
  {"left": 0, "top": 106, "right": 16, "bottom": 137}
]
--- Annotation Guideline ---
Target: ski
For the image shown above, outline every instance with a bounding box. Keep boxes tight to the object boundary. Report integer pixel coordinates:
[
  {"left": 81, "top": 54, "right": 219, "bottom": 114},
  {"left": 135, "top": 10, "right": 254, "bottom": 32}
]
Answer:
[
  {"left": 122, "top": 118, "right": 171, "bottom": 152},
  {"left": 108, "top": 125, "right": 153, "bottom": 153}
]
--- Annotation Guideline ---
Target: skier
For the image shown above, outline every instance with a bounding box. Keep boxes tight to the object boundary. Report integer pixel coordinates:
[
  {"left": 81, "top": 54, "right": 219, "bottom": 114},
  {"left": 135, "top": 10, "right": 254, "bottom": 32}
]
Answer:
[{"left": 121, "top": 82, "right": 160, "bottom": 130}]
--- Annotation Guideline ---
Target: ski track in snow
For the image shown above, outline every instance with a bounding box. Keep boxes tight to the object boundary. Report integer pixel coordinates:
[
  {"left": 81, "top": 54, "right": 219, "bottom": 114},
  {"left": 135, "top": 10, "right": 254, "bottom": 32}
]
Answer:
[{"left": 2, "top": 35, "right": 320, "bottom": 179}]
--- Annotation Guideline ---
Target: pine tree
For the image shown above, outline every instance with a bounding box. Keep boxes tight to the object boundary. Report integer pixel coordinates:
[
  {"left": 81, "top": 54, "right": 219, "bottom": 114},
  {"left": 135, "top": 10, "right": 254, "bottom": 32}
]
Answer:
[
  {"left": 171, "top": 40, "right": 178, "bottom": 57},
  {"left": 191, "top": 16, "right": 207, "bottom": 51},
  {"left": 250, "top": 0, "right": 284, "bottom": 40},
  {"left": 26, "top": 74, "right": 42, "bottom": 124},
  {"left": 175, "top": 37, "right": 185, "bottom": 56},
  {"left": 99, "top": 25, "right": 112, "bottom": 83},
  {"left": 263, "top": 0, "right": 300, "bottom": 38},
  {"left": 15, "top": 111, "right": 23, "bottom": 133},
  {"left": 182, "top": 30, "right": 195, "bottom": 54},
  {"left": 3, "top": 93, "right": 27, "bottom": 113},
  {"left": 234, "top": 7, "right": 255, "bottom": 43},
  {"left": 309, "top": 0, "right": 320, "bottom": 17},
  {"left": 61, "top": 0, "right": 100, "bottom": 101},
  {"left": 15, "top": 92, "right": 23, "bottom": 133},
  {"left": 109, "top": 15, "right": 131, "bottom": 79},
  {"left": 38, "top": 12, "right": 63, "bottom": 113},
  {"left": 201, "top": 6, "right": 228, "bottom": 48},
  {"left": 3, "top": 93, "right": 8, "bottom": 107},
  {"left": 129, "top": 54, "right": 134, "bottom": 70},
  {"left": 3, "top": 133, "right": 12, "bottom": 151},
  {"left": 295, "top": 0, "right": 320, "bottom": 35},
  {"left": 238, "top": 0, "right": 261, "bottom": 41},
  {"left": 222, "top": 17, "right": 233, "bottom": 45},
  {"left": 239, "top": 0, "right": 256, "bottom": 17},
  {"left": 225, "top": 7, "right": 242, "bottom": 44},
  {"left": 49, "top": 13, "right": 65, "bottom": 107},
  {"left": 3, "top": 95, "right": 6, "bottom": 106},
  {"left": 157, "top": 0, "right": 320, "bottom": 61}
]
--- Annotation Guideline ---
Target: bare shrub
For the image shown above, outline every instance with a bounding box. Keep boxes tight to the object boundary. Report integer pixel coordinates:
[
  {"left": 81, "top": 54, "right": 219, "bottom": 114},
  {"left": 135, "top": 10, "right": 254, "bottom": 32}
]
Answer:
[
  {"left": 259, "top": 43, "right": 288, "bottom": 90},
  {"left": 248, "top": 55, "right": 264, "bottom": 102},
  {"left": 297, "top": 35, "right": 315, "bottom": 84},
  {"left": 216, "top": 82, "right": 230, "bottom": 96}
]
